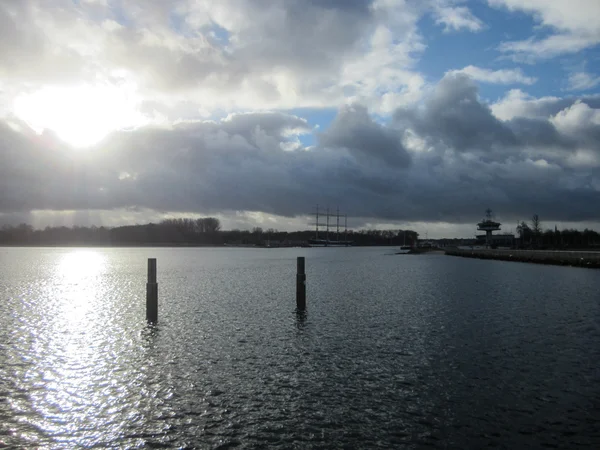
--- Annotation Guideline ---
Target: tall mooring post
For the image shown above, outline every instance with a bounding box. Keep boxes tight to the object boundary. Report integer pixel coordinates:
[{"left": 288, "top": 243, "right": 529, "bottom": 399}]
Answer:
[
  {"left": 296, "top": 257, "right": 306, "bottom": 310},
  {"left": 146, "top": 258, "right": 158, "bottom": 323}
]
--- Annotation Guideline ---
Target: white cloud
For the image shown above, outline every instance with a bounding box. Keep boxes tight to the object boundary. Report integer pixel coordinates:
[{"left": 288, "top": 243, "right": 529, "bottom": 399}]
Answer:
[
  {"left": 489, "top": 0, "right": 600, "bottom": 34},
  {"left": 340, "top": 21, "right": 427, "bottom": 114},
  {"left": 498, "top": 34, "right": 599, "bottom": 60},
  {"left": 433, "top": 5, "right": 483, "bottom": 32},
  {"left": 550, "top": 101, "right": 600, "bottom": 135},
  {"left": 0, "top": 0, "right": 431, "bottom": 124},
  {"left": 491, "top": 89, "right": 559, "bottom": 120},
  {"left": 490, "top": 0, "right": 600, "bottom": 59},
  {"left": 491, "top": 88, "right": 600, "bottom": 122},
  {"left": 567, "top": 72, "right": 600, "bottom": 91},
  {"left": 449, "top": 65, "right": 537, "bottom": 85}
]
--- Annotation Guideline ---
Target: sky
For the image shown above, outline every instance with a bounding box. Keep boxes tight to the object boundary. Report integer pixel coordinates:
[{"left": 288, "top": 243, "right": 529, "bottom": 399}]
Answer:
[{"left": 1, "top": 0, "right": 599, "bottom": 237}]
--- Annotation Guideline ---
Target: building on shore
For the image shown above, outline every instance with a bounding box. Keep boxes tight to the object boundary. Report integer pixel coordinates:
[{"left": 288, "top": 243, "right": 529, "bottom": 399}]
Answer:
[
  {"left": 475, "top": 233, "right": 515, "bottom": 248},
  {"left": 476, "top": 209, "right": 514, "bottom": 248}
]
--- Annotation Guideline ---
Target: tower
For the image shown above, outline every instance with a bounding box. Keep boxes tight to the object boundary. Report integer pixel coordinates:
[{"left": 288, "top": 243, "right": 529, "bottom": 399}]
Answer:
[{"left": 477, "top": 209, "right": 501, "bottom": 248}]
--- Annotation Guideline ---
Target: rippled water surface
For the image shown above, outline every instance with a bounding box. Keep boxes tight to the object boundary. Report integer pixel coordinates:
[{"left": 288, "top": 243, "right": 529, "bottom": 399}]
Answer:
[{"left": 0, "top": 247, "right": 599, "bottom": 449}]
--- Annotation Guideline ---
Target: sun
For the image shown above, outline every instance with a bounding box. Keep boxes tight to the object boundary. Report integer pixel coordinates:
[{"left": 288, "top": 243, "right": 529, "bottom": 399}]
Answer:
[{"left": 13, "top": 83, "right": 147, "bottom": 148}]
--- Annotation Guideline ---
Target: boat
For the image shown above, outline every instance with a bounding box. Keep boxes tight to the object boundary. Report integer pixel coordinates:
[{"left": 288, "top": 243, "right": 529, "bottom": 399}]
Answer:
[
  {"left": 308, "top": 206, "right": 353, "bottom": 247},
  {"left": 308, "top": 239, "right": 353, "bottom": 247},
  {"left": 396, "top": 230, "right": 412, "bottom": 254}
]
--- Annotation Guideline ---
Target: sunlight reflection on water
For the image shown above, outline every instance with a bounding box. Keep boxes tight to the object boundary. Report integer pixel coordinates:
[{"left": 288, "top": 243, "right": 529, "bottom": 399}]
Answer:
[
  {"left": 22, "top": 250, "right": 116, "bottom": 446},
  {"left": 0, "top": 247, "right": 599, "bottom": 448},
  {"left": 1, "top": 248, "right": 168, "bottom": 447}
]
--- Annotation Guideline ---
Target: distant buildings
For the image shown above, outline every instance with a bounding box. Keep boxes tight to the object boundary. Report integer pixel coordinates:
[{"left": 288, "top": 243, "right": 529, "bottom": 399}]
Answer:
[
  {"left": 475, "top": 209, "right": 514, "bottom": 248},
  {"left": 475, "top": 233, "right": 515, "bottom": 248}
]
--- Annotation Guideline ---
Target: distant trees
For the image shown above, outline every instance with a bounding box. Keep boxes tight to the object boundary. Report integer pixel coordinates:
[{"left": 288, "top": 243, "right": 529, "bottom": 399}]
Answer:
[
  {"left": 0, "top": 217, "right": 222, "bottom": 246},
  {"left": 516, "top": 216, "right": 546, "bottom": 247},
  {"left": 345, "top": 229, "right": 419, "bottom": 246},
  {"left": 0, "top": 220, "right": 423, "bottom": 247},
  {"left": 531, "top": 214, "right": 541, "bottom": 235},
  {"left": 1, "top": 217, "right": 597, "bottom": 249},
  {"left": 159, "top": 217, "right": 221, "bottom": 234},
  {"left": 512, "top": 223, "right": 599, "bottom": 249},
  {"left": 517, "top": 221, "right": 531, "bottom": 245},
  {"left": 1, "top": 223, "right": 34, "bottom": 241},
  {"left": 531, "top": 214, "right": 542, "bottom": 246},
  {"left": 200, "top": 217, "right": 221, "bottom": 233}
]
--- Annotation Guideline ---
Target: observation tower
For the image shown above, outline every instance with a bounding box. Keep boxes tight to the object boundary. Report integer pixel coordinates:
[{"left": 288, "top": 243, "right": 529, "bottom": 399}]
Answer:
[{"left": 477, "top": 209, "right": 501, "bottom": 248}]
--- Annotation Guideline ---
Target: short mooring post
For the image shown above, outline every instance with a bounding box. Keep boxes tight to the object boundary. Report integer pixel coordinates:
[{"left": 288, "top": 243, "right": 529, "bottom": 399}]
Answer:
[
  {"left": 146, "top": 258, "right": 158, "bottom": 323},
  {"left": 296, "top": 256, "right": 306, "bottom": 310}
]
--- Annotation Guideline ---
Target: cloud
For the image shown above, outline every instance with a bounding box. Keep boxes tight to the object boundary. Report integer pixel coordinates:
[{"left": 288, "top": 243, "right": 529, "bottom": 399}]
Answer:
[
  {"left": 497, "top": 34, "right": 599, "bottom": 60},
  {"left": 319, "top": 104, "right": 411, "bottom": 168},
  {"left": 488, "top": 0, "right": 600, "bottom": 35},
  {"left": 448, "top": 65, "right": 537, "bottom": 85},
  {"left": 490, "top": 0, "right": 600, "bottom": 59},
  {"left": 1, "top": 1, "right": 600, "bottom": 231},
  {"left": 433, "top": 5, "right": 484, "bottom": 32},
  {"left": 550, "top": 101, "right": 600, "bottom": 147},
  {"left": 0, "top": 0, "right": 428, "bottom": 117},
  {"left": 567, "top": 72, "right": 600, "bottom": 91},
  {"left": 491, "top": 89, "right": 600, "bottom": 121},
  {"left": 395, "top": 73, "right": 518, "bottom": 154},
  {"left": 2, "top": 75, "right": 600, "bottom": 227}
]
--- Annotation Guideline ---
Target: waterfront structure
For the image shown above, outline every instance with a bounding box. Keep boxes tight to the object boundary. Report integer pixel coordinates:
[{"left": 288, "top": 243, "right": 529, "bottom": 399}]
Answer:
[
  {"left": 310, "top": 205, "right": 352, "bottom": 246},
  {"left": 475, "top": 233, "right": 515, "bottom": 248},
  {"left": 477, "top": 209, "right": 502, "bottom": 248}
]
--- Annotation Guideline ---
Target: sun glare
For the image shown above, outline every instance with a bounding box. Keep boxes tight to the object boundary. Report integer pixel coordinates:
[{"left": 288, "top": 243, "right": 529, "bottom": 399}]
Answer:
[
  {"left": 58, "top": 250, "right": 106, "bottom": 281},
  {"left": 14, "top": 84, "right": 147, "bottom": 148}
]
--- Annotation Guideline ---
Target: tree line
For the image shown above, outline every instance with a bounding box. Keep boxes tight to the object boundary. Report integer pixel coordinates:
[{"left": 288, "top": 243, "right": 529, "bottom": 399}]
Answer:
[
  {"left": 516, "top": 214, "right": 600, "bottom": 249},
  {"left": 0, "top": 218, "right": 419, "bottom": 247},
  {"left": 3, "top": 214, "right": 596, "bottom": 248}
]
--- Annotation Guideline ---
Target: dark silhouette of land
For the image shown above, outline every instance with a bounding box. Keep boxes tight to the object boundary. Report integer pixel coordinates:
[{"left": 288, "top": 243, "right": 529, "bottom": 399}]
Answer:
[
  {"left": 513, "top": 220, "right": 600, "bottom": 250},
  {"left": 2, "top": 216, "right": 598, "bottom": 249},
  {"left": 0, "top": 217, "right": 420, "bottom": 247}
]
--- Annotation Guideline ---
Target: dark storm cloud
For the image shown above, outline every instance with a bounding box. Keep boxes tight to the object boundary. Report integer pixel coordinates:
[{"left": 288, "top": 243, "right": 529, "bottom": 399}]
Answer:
[
  {"left": 395, "top": 74, "right": 518, "bottom": 154},
  {"left": 1, "top": 74, "right": 600, "bottom": 224},
  {"left": 320, "top": 104, "right": 411, "bottom": 167},
  {"left": 508, "top": 117, "right": 571, "bottom": 149}
]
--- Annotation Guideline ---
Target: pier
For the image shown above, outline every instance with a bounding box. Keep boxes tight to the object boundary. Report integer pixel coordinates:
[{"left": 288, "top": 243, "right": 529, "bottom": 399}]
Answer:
[{"left": 445, "top": 248, "right": 600, "bottom": 268}]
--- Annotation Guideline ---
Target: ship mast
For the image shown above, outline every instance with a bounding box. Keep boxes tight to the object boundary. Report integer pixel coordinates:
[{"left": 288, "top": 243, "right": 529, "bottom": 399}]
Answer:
[
  {"left": 326, "top": 206, "right": 330, "bottom": 244},
  {"left": 345, "top": 215, "right": 348, "bottom": 244},
  {"left": 315, "top": 205, "right": 319, "bottom": 240},
  {"left": 336, "top": 207, "right": 340, "bottom": 243},
  {"left": 310, "top": 205, "right": 350, "bottom": 245}
]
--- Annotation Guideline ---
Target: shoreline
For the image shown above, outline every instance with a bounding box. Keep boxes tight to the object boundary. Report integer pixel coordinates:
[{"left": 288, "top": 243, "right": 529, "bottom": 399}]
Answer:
[
  {"left": 0, "top": 243, "right": 405, "bottom": 249},
  {"left": 445, "top": 248, "right": 600, "bottom": 269}
]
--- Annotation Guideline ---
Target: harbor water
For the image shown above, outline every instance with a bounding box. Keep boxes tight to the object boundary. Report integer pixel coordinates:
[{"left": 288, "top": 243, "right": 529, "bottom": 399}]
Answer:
[{"left": 0, "top": 247, "right": 599, "bottom": 448}]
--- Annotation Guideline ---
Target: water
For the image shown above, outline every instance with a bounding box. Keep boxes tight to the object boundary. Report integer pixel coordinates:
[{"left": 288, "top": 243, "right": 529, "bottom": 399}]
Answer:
[{"left": 0, "top": 247, "right": 599, "bottom": 449}]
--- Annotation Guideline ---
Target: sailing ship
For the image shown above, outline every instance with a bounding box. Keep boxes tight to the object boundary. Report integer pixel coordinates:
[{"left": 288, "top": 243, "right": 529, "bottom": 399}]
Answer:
[
  {"left": 396, "top": 230, "right": 412, "bottom": 254},
  {"left": 308, "top": 206, "right": 353, "bottom": 247}
]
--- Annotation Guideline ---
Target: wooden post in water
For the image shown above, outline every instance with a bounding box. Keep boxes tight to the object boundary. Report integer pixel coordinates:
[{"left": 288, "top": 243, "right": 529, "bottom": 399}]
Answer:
[
  {"left": 296, "top": 257, "right": 306, "bottom": 310},
  {"left": 146, "top": 258, "right": 158, "bottom": 323}
]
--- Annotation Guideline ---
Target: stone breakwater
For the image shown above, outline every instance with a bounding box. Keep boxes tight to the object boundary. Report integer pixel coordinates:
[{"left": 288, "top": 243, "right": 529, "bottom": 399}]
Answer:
[{"left": 445, "top": 248, "right": 600, "bottom": 269}]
